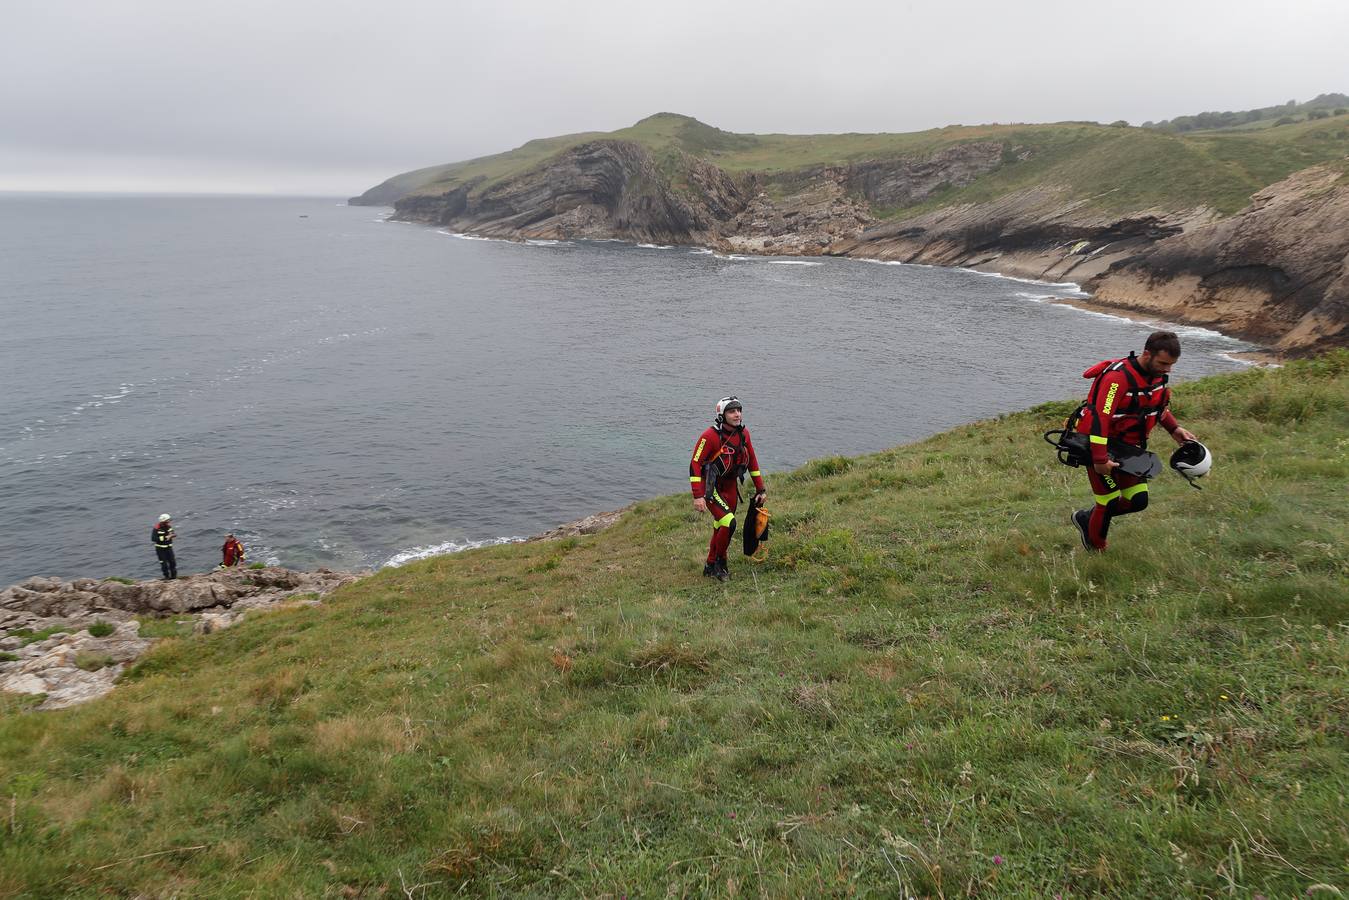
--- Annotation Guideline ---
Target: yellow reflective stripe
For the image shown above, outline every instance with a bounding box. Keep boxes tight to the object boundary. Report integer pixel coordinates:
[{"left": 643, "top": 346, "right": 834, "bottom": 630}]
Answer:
[
  {"left": 1120, "top": 483, "right": 1149, "bottom": 500},
  {"left": 714, "top": 512, "right": 735, "bottom": 528},
  {"left": 1089, "top": 435, "right": 1108, "bottom": 445},
  {"left": 1094, "top": 490, "right": 1121, "bottom": 505},
  {"left": 689, "top": 476, "right": 702, "bottom": 483},
  {"left": 693, "top": 438, "right": 706, "bottom": 462},
  {"left": 749, "top": 470, "right": 761, "bottom": 477}
]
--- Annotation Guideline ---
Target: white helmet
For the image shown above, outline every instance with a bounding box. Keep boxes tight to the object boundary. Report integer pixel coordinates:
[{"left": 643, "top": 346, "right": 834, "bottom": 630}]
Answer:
[
  {"left": 1170, "top": 441, "right": 1212, "bottom": 487},
  {"left": 158, "top": 513, "right": 172, "bottom": 522},
  {"left": 714, "top": 396, "right": 743, "bottom": 427}
]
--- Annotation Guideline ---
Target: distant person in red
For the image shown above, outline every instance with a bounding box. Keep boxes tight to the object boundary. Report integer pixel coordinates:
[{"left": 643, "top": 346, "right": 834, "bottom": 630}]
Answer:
[
  {"left": 690, "top": 397, "right": 766, "bottom": 581},
  {"left": 220, "top": 533, "right": 246, "bottom": 569},
  {"left": 1071, "top": 331, "right": 1197, "bottom": 551},
  {"left": 151, "top": 513, "right": 177, "bottom": 580}
]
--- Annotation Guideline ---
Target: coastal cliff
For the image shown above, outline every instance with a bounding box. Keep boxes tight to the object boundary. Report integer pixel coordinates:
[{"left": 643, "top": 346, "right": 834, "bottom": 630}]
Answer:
[{"left": 354, "top": 113, "right": 1349, "bottom": 355}]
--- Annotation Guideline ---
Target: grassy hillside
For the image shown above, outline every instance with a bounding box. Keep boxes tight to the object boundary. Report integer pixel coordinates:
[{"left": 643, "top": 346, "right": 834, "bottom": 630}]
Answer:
[
  {"left": 1143, "top": 93, "right": 1349, "bottom": 133},
  {"left": 2, "top": 355, "right": 1347, "bottom": 897},
  {"left": 370, "top": 111, "right": 1349, "bottom": 219}
]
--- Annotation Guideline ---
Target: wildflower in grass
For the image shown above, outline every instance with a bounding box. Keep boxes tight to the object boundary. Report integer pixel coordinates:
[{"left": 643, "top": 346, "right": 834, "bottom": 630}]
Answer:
[
  {"left": 1220, "top": 693, "right": 1230, "bottom": 701},
  {"left": 993, "top": 855, "right": 1004, "bottom": 865},
  {"left": 1160, "top": 715, "right": 1171, "bottom": 721}
]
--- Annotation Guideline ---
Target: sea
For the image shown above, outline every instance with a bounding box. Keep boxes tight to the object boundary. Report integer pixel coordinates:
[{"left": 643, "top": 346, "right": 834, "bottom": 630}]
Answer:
[{"left": 0, "top": 194, "right": 1256, "bottom": 584}]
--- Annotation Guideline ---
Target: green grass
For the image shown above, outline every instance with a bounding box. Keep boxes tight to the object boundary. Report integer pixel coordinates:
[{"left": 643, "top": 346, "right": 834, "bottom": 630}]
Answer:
[
  {"left": 3, "top": 626, "right": 71, "bottom": 647},
  {"left": 86, "top": 621, "right": 114, "bottom": 639},
  {"left": 73, "top": 652, "right": 114, "bottom": 673},
  {"left": 1, "top": 355, "right": 1346, "bottom": 897}
]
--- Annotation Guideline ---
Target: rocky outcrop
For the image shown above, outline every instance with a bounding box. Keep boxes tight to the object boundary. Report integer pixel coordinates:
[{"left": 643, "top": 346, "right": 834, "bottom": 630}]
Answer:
[
  {"left": 394, "top": 141, "right": 754, "bottom": 245},
  {"left": 794, "top": 141, "right": 1010, "bottom": 210},
  {"left": 528, "top": 506, "right": 629, "bottom": 542},
  {"left": 1085, "top": 166, "right": 1349, "bottom": 354},
  {"left": 1, "top": 568, "right": 366, "bottom": 709}
]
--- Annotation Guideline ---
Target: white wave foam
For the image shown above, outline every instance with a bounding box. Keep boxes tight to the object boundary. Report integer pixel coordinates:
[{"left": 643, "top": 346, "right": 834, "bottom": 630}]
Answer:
[
  {"left": 384, "top": 536, "right": 525, "bottom": 568},
  {"left": 957, "top": 267, "right": 1083, "bottom": 291},
  {"left": 70, "top": 383, "right": 136, "bottom": 415},
  {"left": 688, "top": 248, "right": 714, "bottom": 255},
  {"left": 1218, "top": 352, "right": 1264, "bottom": 368},
  {"left": 437, "top": 230, "right": 509, "bottom": 243},
  {"left": 526, "top": 238, "right": 568, "bottom": 246},
  {"left": 852, "top": 257, "right": 939, "bottom": 269},
  {"left": 713, "top": 253, "right": 755, "bottom": 261},
  {"left": 767, "top": 260, "right": 825, "bottom": 266},
  {"left": 1170, "top": 323, "right": 1248, "bottom": 344},
  {"left": 1012, "top": 291, "right": 1052, "bottom": 302},
  {"left": 636, "top": 243, "right": 676, "bottom": 250},
  {"left": 1043, "top": 299, "right": 1253, "bottom": 347}
]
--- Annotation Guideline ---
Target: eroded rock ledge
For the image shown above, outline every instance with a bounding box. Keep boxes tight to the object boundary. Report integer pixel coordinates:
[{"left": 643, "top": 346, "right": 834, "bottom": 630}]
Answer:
[
  {"left": 1, "top": 568, "right": 365, "bottom": 709},
  {"left": 2, "top": 508, "right": 631, "bottom": 709}
]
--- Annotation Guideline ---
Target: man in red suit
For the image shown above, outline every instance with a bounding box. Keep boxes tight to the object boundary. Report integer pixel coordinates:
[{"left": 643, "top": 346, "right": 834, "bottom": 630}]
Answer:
[
  {"left": 689, "top": 397, "right": 766, "bottom": 581},
  {"left": 1072, "top": 331, "right": 1198, "bottom": 551}
]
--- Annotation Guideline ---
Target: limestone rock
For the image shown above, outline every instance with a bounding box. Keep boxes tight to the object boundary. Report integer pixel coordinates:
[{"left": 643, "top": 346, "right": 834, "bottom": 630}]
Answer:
[
  {"left": 529, "top": 507, "right": 629, "bottom": 542},
  {"left": 1, "top": 566, "right": 368, "bottom": 709}
]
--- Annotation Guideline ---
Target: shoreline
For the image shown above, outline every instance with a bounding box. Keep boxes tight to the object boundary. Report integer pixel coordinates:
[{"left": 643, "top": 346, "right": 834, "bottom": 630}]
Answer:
[{"left": 393, "top": 210, "right": 1274, "bottom": 362}]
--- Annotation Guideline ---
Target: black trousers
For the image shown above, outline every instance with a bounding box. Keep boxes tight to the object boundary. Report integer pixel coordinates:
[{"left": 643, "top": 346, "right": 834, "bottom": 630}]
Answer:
[{"left": 155, "top": 547, "right": 177, "bottom": 579}]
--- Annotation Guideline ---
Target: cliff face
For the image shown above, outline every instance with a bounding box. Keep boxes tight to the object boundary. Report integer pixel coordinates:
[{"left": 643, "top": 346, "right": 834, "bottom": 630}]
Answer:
[
  {"left": 392, "top": 140, "right": 753, "bottom": 244},
  {"left": 378, "top": 135, "right": 1349, "bottom": 355},
  {"left": 1086, "top": 167, "right": 1349, "bottom": 354}
]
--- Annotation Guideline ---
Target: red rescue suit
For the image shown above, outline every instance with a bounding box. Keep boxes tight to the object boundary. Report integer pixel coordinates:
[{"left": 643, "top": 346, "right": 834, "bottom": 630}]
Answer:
[
  {"left": 221, "top": 536, "right": 246, "bottom": 568},
  {"left": 690, "top": 424, "right": 765, "bottom": 564},
  {"left": 1075, "top": 353, "right": 1179, "bottom": 549}
]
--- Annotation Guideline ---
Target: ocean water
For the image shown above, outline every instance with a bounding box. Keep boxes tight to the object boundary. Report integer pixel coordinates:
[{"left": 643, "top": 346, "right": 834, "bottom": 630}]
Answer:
[{"left": 0, "top": 194, "right": 1254, "bottom": 583}]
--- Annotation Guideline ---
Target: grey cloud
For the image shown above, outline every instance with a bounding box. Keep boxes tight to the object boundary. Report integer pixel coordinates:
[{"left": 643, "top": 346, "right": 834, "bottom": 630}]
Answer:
[{"left": 2, "top": 0, "right": 1346, "bottom": 194}]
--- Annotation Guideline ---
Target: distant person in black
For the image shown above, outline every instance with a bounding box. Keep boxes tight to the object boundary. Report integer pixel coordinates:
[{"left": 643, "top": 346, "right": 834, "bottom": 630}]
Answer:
[{"left": 152, "top": 513, "right": 177, "bottom": 580}]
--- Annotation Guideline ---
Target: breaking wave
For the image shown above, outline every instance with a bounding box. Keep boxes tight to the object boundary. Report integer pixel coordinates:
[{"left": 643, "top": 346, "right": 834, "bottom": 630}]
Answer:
[{"left": 383, "top": 536, "right": 525, "bottom": 568}]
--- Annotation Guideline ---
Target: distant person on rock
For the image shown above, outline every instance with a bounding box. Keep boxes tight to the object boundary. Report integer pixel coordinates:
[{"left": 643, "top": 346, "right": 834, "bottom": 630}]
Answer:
[
  {"left": 690, "top": 397, "right": 766, "bottom": 581},
  {"left": 1070, "top": 331, "right": 1197, "bottom": 552},
  {"left": 152, "top": 513, "right": 178, "bottom": 580},
  {"left": 220, "top": 533, "right": 246, "bottom": 569}
]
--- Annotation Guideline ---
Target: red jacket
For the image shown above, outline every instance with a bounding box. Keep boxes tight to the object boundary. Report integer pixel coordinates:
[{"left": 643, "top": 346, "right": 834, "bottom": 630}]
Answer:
[
  {"left": 1075, "top": 354, "right": 1179, "bottom": 464},
  {"left": 221, "top": 537, "right": 246, "bottom": 567},
  {"left": 689, "top": 425, "right": 764, "bottom": 499}
]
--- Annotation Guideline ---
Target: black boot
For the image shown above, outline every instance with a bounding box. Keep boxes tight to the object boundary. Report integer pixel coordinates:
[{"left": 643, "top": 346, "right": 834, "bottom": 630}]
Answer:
[
  {"left": 703, "top": 562, "right": 718, "bottom": 578},
  {"left": 715, "top": 559, "right": 730, "bottom": 582},
  {"left": 1071, "top": 509, "right": 1098, "bottom": 552}
]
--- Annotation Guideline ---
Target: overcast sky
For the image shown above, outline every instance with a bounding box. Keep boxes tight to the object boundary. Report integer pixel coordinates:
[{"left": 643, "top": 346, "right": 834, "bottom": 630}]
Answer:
[{"left": 3, "top": 0, "right": 1346, "bottom": 195}]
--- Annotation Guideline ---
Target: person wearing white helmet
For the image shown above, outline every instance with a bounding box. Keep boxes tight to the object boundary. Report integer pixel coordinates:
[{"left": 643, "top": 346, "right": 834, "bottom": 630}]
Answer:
[
  {"left": 1069, "top": 331, "right": 1199, "bottom": 552},
  {"left": 689, "top": 396, "right": 767, "bottom": 581},
  {"left": 151, "top": 513, "right": 177, "bottom": 579}
]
